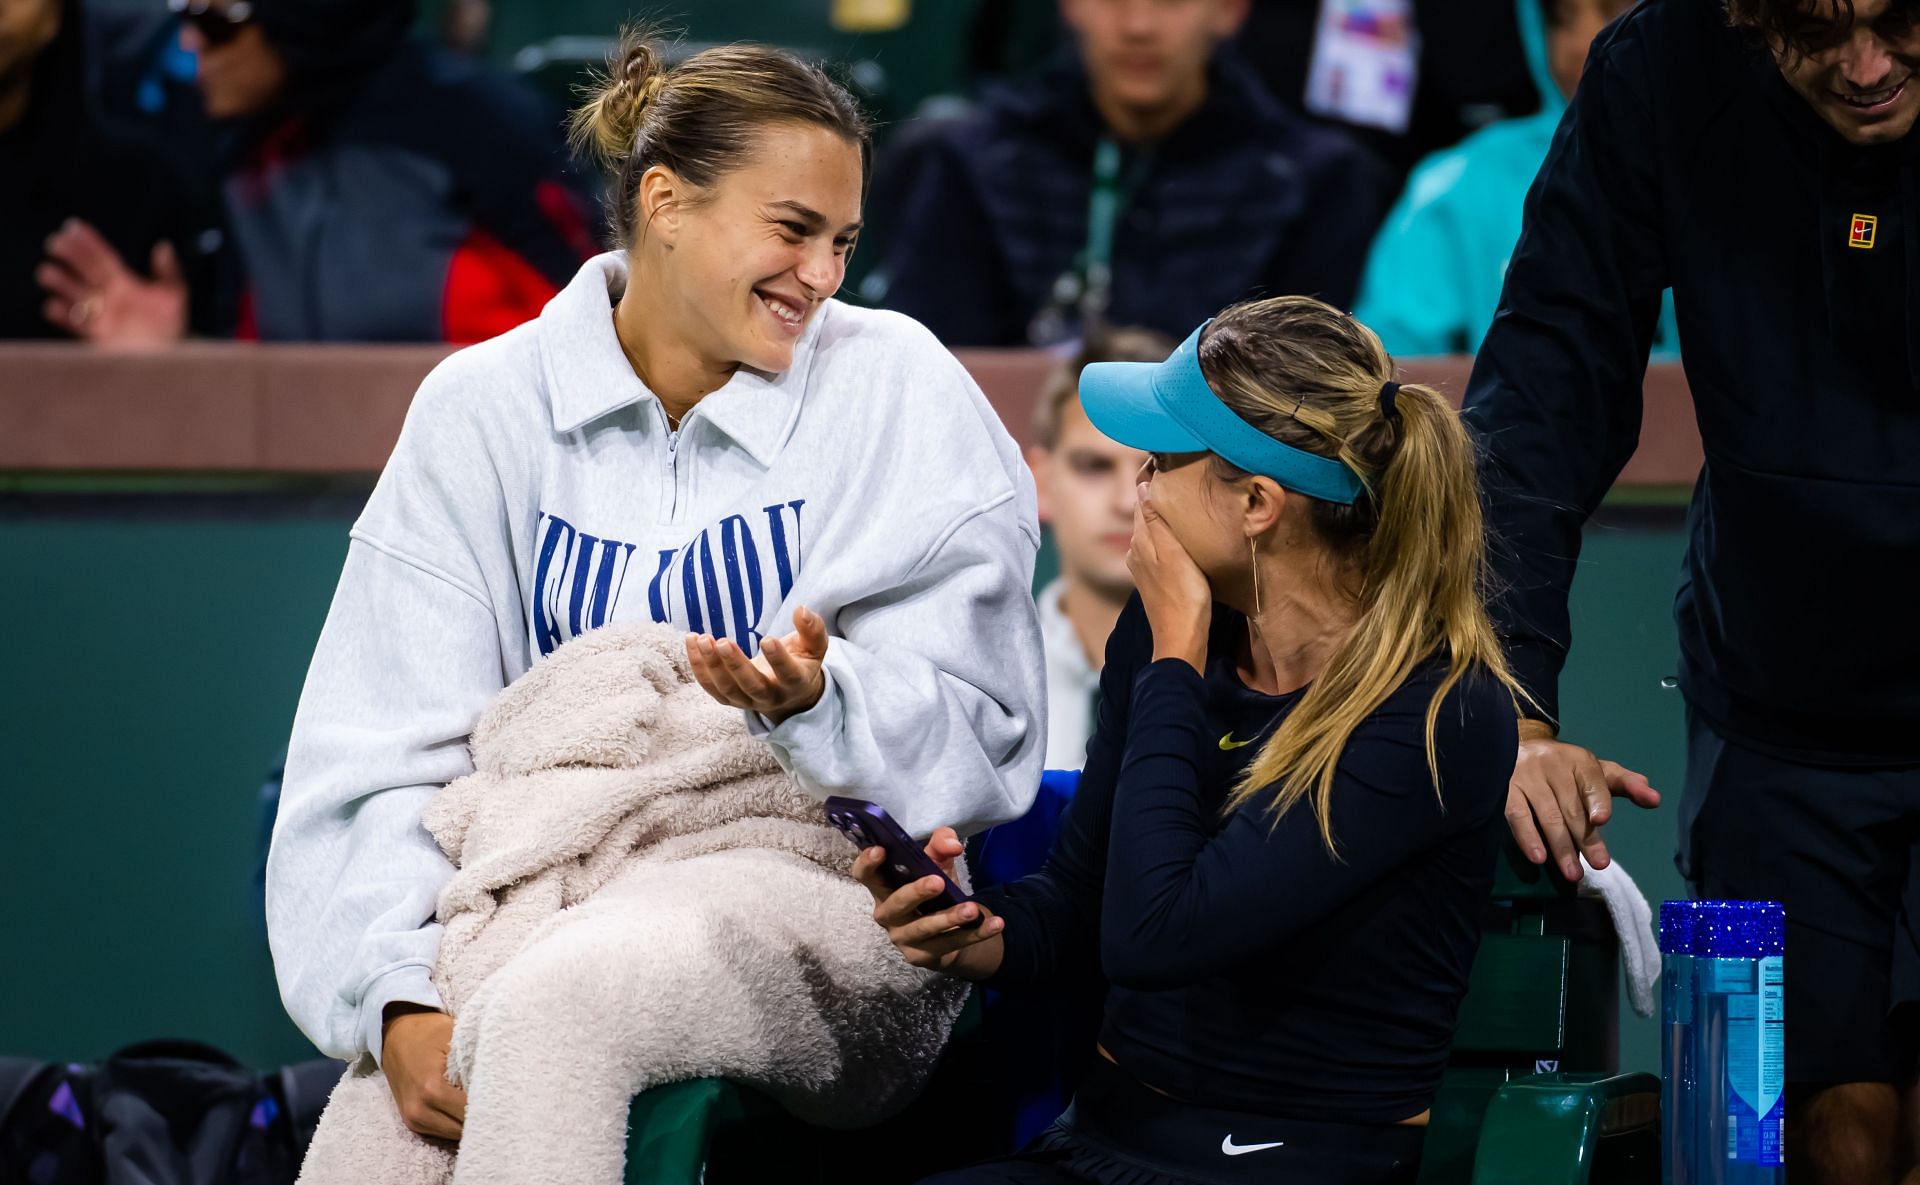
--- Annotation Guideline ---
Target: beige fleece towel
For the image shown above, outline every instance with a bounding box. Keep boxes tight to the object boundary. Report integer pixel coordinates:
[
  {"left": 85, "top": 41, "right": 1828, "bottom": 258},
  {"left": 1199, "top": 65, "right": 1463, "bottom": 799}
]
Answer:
[{"left": 297, "top": 623, "right": 969, "bottom": 1185}]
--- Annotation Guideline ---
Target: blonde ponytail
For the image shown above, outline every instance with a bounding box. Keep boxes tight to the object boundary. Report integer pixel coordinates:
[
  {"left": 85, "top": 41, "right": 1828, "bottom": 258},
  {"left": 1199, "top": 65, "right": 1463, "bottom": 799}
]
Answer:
[{"left": 1198, "top": 298, "right": 1529, "bottom": 854}]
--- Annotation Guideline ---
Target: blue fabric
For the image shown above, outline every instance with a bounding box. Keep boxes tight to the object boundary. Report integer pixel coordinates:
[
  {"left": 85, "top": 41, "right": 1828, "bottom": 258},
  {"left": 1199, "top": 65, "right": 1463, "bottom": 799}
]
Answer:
[
  {"left": 1079, "top": 323, "right": 1366, "bottom": 504},
  {"left": 977, "top": 769, "right": 1082, "bottom": 890},
  {"left": 1353, "top": 0, "right": 1679, "bottom": 358}
]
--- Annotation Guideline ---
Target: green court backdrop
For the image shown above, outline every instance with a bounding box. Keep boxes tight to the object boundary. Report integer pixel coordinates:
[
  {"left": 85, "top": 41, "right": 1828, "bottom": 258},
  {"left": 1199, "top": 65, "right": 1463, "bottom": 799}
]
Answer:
[{"left": 0, "top": 493, "right": 1691, "bottom": 1078}]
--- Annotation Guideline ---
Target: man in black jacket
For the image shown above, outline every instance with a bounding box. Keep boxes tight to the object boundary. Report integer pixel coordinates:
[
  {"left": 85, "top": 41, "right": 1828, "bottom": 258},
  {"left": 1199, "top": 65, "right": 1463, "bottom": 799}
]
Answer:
[
  {"left": 1469, "top": 1, "right": 1920, "bottom": 1179},
  {"left": 874, "top": 0, "right": 1391, "bottom": 347}
]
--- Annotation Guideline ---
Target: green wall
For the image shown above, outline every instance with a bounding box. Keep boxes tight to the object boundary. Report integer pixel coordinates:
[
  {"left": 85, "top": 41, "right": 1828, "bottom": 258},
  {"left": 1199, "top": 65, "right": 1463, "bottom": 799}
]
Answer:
[
  {"left": 0, "top": 496, "right": 1690, "bottom": 1077},
  {"left": 0, "top": 494, "right": 358, "bottom": 1068}
]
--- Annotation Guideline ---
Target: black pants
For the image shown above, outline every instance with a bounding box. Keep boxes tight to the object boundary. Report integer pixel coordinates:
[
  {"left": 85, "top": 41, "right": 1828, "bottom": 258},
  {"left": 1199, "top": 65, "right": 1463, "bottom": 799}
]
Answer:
[
  {"left": 918, "top": 1059, "right": 1424, "bottom": 1185},
  {"left": 1679, "top": 707, "right": 1920, "bottom": 1085}
]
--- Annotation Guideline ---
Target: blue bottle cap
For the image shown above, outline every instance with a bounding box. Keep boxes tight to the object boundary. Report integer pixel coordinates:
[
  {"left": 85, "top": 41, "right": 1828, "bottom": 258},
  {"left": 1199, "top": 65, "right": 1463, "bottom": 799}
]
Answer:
[
  {"left": 1658, "top": 899, "right": 1703, "bottom": 955},
  {"left": 1695, "top": 899, "right": 1785, "bottom": 958}
]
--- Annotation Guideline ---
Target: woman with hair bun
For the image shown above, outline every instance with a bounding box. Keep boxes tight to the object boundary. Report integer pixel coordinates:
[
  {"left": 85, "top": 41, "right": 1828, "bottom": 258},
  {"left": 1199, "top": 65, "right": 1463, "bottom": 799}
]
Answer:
[
  {"left": 267, "top": 31, "right": 1045, "bottom": 1140},
  {"left": 858, "top": 297, "right": 1526, "bottom": 1184}
]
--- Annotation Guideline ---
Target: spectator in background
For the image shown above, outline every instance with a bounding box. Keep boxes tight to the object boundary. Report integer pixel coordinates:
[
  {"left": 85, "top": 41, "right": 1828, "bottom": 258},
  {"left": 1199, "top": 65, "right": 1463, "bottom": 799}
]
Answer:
[
  {"left": 35, "top": 0, "right": 596, "bottom": 345},
  {"left": 2, "top": 0, "right": 224, "bottom": 340},
  {"left": 1352, "top": 0, "right": 1678, "bottom": 358},
  {"left": 1027, "top": 327, "right": 1173, "bottom": 768},
  {"left": 875, "top": 0, "right": 1391, "bottom": 347}
]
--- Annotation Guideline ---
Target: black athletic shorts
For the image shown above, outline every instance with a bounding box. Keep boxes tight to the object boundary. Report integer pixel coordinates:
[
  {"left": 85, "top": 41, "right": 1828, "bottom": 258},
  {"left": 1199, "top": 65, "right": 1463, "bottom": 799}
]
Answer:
[
  {"left": 917, "top": 1058, "right": 1424, "bottom": 1185},
  {"left": 1678, "top": 707, "right": 1920, "bottom": 1086}
]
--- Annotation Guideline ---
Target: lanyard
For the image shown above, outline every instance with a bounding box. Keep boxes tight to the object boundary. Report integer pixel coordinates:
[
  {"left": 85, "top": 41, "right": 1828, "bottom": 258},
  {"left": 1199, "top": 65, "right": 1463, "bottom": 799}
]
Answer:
[
  {"left": 1085, "top": 138, "right": 1124, "bottom": 291},
  {"left": 1028, "top": 137, "right": 1157, "bottom": 344}
]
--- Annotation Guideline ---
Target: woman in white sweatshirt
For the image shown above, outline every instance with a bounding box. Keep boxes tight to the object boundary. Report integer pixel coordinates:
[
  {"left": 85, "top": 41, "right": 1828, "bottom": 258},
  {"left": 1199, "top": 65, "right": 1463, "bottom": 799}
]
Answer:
[{"left": 265, "top": 32, "right": 1046, "bottom": 1141}]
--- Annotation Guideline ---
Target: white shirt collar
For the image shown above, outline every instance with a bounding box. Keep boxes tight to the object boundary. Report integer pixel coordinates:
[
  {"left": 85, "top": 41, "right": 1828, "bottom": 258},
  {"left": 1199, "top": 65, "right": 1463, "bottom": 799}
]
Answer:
[{"left": 1037, "top": 579, "right": 1098, "bottom": 689}]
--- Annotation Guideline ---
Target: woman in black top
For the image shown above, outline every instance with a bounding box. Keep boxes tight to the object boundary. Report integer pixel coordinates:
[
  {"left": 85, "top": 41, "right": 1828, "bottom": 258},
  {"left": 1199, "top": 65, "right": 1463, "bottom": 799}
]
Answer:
[{"left": 855, "top": 296, "right": 1526, "bottom": 1185}]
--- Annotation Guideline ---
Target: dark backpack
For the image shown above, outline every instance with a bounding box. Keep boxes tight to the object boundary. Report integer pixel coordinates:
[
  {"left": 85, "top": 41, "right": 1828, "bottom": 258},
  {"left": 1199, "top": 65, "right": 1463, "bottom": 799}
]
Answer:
[{"left": 0, "top": 1041, "right": 340, "bottom": 1185}]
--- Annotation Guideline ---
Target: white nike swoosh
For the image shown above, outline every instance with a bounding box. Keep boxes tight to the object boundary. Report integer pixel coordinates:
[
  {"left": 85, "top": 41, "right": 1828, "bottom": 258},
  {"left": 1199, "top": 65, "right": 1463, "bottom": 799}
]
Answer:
[{"left": 1221, "top": 1135, "right": 1285, "bottom": 1156}]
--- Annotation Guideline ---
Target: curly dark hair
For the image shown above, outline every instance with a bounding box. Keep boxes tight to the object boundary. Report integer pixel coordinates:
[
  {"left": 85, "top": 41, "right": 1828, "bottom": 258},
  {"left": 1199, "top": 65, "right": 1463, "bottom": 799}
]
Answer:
[{"left": 1725, "top": 0, "right": 1920, "bottom": 63}]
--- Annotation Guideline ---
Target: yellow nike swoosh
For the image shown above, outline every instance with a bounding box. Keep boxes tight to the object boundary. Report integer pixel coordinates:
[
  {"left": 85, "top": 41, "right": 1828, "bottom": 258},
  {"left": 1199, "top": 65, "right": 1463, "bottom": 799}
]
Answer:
[{"left": 1219, "top": 733, "right": 1254, "bottom": 751}]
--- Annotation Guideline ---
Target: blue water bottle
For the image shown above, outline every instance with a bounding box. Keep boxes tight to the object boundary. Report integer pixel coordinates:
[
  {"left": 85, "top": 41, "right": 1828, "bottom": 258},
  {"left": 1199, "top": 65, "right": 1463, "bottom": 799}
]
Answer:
[
  {"left": 1659, "top": 901, "right": 1702, "bottom": 1185},
  {"left": 1693, "top": 901, "right": 1786, "bottom": 1185}
]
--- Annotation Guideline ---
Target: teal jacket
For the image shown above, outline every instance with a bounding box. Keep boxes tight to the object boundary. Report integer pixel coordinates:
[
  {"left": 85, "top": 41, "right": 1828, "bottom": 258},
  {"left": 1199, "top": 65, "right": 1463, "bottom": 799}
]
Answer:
[{"left": 1354, "top": 0, "right": 1677, "bottom": 357}]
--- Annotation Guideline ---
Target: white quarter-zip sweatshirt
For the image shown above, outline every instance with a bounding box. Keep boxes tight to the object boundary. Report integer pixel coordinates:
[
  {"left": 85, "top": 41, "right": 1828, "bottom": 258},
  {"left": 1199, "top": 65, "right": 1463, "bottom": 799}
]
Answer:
[{"left": 265, "top": 252, "right": 1046, "bottom": 1065}]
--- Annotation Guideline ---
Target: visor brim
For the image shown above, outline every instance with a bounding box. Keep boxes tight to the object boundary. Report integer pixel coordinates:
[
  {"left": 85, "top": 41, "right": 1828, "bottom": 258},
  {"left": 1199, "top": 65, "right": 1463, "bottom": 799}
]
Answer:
[{"left": 1077, "top": 361, "right": 1207, "bottom": 454}]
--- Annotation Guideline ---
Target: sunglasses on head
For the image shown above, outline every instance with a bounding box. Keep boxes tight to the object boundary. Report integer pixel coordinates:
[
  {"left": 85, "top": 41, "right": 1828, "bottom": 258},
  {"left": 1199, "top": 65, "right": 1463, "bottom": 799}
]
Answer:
[{"left": 170, "top": 0, "right": 256, "bottom": 47}]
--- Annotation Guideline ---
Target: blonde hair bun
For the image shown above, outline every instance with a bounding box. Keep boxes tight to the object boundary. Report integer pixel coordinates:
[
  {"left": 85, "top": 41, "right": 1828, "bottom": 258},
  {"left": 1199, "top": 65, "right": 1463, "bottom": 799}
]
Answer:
[{"left": 571, "top": 29, "right": 669, "bottom": 170}]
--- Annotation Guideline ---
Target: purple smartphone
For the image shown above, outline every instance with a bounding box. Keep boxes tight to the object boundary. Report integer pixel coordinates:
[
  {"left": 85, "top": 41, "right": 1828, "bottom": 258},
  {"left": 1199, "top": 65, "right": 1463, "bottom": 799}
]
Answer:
[{"left": 823, "top": 796, "right": 980, "bottom": 928}]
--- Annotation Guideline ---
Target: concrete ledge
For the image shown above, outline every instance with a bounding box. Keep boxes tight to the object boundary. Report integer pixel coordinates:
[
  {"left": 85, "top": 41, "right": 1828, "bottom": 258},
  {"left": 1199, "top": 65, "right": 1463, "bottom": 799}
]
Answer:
[{"left": 0, "top": 344, "right": 1701, "bottom": 488}]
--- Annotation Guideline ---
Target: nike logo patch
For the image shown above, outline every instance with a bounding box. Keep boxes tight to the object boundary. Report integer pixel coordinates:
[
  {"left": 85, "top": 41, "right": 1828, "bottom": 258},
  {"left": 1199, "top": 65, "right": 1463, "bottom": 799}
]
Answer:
[
  {"left": 1221, "top": 1135, "right": 1285, "bottom": 1156},
  {"left": 1218, "top": 733, "right": 1254, "bottom": 750}
]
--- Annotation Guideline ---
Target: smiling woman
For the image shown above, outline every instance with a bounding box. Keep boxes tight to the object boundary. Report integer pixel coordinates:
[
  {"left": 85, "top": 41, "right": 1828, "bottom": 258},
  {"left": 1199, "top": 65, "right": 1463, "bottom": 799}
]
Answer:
[
  {"left": 265, "top": 27, "right": 1048, "bottom": 1164},
  {"left": 567, "top": 30, "right": 874, "bottom": 401}
]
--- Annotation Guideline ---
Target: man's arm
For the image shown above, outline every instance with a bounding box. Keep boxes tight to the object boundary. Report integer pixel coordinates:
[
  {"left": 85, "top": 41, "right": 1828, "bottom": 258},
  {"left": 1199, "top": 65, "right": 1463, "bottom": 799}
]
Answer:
[{"left": 1463, "top": 20, "right": 1668, "bottom": 877}]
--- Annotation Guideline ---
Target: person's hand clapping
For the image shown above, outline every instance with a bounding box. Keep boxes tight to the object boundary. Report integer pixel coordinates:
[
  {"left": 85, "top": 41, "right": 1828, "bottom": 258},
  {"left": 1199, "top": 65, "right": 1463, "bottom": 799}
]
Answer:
[
  {"left": 852, "top": 826, "right": 1004, "bottom": 980},
  {"left": 686, "top": 605, "right": 829, "bottom": 725},
  {"left": 1128, "top": 480, "right": 1212, "bottom": 672},
  {"left": 36, "top": 219, "right": 188, "bottom": 348},
  {"left": 1504, "top": 719, "right": 1661, "bottom": 882}
]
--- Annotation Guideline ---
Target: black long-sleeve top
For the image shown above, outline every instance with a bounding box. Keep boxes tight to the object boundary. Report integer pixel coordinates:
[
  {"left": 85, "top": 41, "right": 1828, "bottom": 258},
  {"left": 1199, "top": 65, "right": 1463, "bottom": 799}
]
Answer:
[
  {"left": 979, "top": 597, "right": 1516, "bottom": 1124},
  {"left": 1464, "top": 0, "right": 1920, "bottom": 763}
]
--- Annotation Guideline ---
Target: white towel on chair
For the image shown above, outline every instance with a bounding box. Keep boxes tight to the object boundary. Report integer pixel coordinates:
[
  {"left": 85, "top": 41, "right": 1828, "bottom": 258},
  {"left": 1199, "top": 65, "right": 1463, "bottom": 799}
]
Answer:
[{"left": 1577, "top": 856, "right": 1661, "bottom": 1019}]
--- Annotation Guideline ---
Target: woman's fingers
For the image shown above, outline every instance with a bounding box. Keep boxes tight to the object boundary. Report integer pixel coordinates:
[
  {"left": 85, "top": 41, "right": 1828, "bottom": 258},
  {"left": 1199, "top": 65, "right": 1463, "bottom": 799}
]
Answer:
[
  {"left": 700, "top": 638, "right": 763, "bottom": 706},
  {"left": 871, "top": 874, "right": 956, "bottom": 930},
  {"left": 850, "top": 847, "right": 895, "bottom": 904},
  {"left": 760, "top": 634, "right": 812, "bottom": 686},
  {"left": 891, "top": 900, "right": 999, "bottom": 949},
  {"left": 924, "top": 827, "right": 964, "bottom": 877},
  {"left": 431, "top": 1079, "right": 469, "bottom": 1124},
  {"left": 416, "top": 1079, "right": 468, "bottom": 1139},
  {"left": 792, "top": 605, "right": 831, "bottom": 659},
  {"left": 712, "top": 638, "right": 778, "bottom": 698},
  {"left": 684, "top": 636, "right": 730, "bottom": 702}
]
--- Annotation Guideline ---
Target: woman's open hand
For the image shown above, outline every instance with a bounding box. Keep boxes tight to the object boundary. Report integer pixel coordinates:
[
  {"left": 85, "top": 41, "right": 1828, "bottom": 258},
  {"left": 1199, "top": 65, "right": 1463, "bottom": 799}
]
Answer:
[
  {"left": 852, "top": 826, "right": 1004, "bottom": 981},
  {"left": 1128, "top": 481, "right": 1211, "bottom": 672},
  {"left": 686, "top": 605, "right": 828, "bottom": 725}
]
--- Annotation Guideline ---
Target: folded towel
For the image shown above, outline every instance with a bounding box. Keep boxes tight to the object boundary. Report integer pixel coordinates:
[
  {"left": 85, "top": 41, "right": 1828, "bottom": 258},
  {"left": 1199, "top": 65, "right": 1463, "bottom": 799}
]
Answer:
[
  {"left": 1576, "top": 856, "right": 1661, "bottom": 1019},
  {"left": 297, "top": 623, "right": 967, "bottom": 1185}
]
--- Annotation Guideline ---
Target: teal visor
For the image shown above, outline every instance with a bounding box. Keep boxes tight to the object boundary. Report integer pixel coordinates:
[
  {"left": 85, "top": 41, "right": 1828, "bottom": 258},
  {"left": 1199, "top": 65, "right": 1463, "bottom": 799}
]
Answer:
[{"left": 1077, "top": 322, "right": 1365, "bottom": 505}]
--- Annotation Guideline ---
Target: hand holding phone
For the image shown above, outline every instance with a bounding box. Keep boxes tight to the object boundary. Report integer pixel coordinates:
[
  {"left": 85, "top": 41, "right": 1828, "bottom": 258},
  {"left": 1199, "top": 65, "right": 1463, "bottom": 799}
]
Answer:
[
  {"left": 828, "top": 797, "right": 1005, "bottom": 979},
  {"left": 824, "top": 797, "right": 974, "bottom": 915}
]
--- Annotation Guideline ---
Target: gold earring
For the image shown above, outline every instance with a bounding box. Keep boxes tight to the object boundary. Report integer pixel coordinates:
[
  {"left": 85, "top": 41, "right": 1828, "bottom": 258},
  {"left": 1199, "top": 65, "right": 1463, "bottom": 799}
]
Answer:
[{"left": 1250, "top": 537, "right": 1261, "bottom": 619}]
